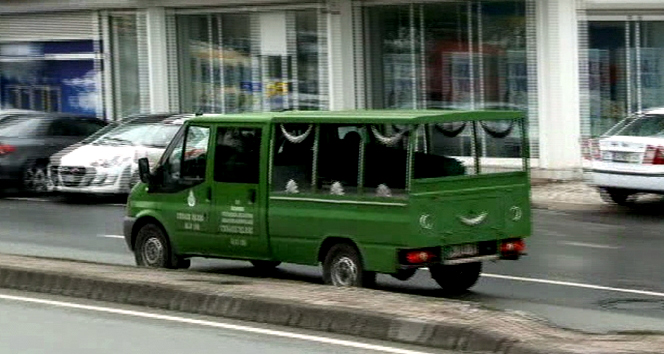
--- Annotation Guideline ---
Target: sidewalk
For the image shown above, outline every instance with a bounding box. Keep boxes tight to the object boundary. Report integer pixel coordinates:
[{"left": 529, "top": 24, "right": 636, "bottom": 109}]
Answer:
[
  {"left": 531, "top": 180, "right": 604, "bottom": 210},
  {"left": 530, "top": 179, "right": 662, "bottom": 210}
]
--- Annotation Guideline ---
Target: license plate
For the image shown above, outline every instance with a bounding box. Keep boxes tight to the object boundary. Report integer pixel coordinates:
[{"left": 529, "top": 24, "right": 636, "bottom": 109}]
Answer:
[
  {"left": 63, "top": 175, "right": 76, "bottom": 182},
  {"left": 448, "top": 243, "right": 479, "bottom": 259},
  {"left": 607, "top": 151, "right": 638, "bottom": 163}
]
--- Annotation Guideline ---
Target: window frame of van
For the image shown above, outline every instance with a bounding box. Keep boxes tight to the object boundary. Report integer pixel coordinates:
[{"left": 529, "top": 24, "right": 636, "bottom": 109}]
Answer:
[
  {"left": 268, "top": 113, "right": 529, "bottom": 201},
  {"left": 151, "top": 123, "right": 211, "bottom": 193}
]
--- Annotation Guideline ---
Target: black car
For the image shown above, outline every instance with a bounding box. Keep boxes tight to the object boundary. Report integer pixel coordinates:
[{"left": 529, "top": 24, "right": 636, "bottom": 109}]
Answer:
[{"left": 0, "top": 112, "right": 107, "bottom": 193}]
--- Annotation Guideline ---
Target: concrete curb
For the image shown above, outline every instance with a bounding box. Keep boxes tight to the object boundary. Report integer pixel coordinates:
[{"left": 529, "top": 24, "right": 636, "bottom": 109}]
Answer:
[
  {"left": 0, "top": 254, "right": 662, "bottom": 354},
  {"left": 531, "top": 201, "right": 608, "bottom": 211}
]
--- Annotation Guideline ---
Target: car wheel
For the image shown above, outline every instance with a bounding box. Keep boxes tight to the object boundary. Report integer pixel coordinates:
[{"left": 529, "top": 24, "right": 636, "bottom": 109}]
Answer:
[
  {"left": 250, "top": 260, "right": 281, "bottom": 270},
  {"left": 135, "top": 223, "right": 174, "bottom": 269},
  {"left": 391, "top": 268, "right": 417, "bottom": 281},
  {"left": 173, "top": 257, "right": 191, "bottom": 270},
  {"left": 599, "top": 187, "right": 634, "bottom": 206},
  {"left": 322, "top": 243, "right": 374, "bottom": 287},
  {"left": 430, "top": 262, "right": 482, "bottom": 294},
  {"left": 23, "top": 164, "right": 52, "bottom": 194}
]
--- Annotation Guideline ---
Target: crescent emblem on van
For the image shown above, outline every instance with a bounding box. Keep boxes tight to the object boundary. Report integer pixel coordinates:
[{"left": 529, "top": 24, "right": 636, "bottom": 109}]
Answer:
[
  {"left": 419, "top": 214, "right": 433, "bottom": 230},
  {"left": 187, "top": 190, "right": 196, "bottom": 207},
  {"left": 510, "top": 206, "right": 522, "bottom": 221},
  {"left": 458, "top": 212, "right": 487, "bottom": 226}
]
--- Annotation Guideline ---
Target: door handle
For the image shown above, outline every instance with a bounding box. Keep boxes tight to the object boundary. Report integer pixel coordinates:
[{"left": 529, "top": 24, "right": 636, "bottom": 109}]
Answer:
[
  {"left": 207, "top": 187, "right": 212, "bottom": 201},
  {"left": 248, "top": 189, "right": 256, "bottom": 203}
]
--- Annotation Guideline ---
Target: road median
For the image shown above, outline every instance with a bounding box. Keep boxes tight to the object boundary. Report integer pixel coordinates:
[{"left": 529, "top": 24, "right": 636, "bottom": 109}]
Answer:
[{"left": 0, "top": 253, "right": 661, "bottom": 353}]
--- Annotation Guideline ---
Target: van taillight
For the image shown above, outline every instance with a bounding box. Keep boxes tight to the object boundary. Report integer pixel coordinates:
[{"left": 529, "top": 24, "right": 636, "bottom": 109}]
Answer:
[
  {"left": 643, "top": 145, "right": 664, "bottom": 165},
  {"left": 0, "top": 144, "right": 15, "bottom": 155},
  {"left": 401, "top": 248, "right": 439, "bottom": 264},
  {"left": 501, "top": 239, "right": 525, "bottom": 256}
]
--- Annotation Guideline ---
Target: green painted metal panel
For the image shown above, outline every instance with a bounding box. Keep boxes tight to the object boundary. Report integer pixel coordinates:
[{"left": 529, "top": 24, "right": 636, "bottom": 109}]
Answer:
[{"left": 126, "top": 109, "right": 532, "bottom": 276}]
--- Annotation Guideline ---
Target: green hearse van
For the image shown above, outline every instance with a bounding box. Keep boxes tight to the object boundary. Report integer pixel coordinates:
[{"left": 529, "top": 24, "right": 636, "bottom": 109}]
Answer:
[{"left": 124, "top": 109, "right": 530, "bottom": 293}]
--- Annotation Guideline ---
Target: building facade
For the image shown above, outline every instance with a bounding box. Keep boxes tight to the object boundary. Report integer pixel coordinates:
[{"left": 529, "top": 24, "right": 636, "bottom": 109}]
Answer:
[{"left": 0, "top": 0, "right": 660, "bottom": 179}]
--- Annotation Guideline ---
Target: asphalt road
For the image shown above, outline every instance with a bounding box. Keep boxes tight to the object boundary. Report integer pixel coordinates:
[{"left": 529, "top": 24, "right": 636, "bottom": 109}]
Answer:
[
  {"left": 3, "top": 196, "right": 664, "bottom": 334},
  {"left": 0, "top": 288, "right": 454, "bottom": 354}
]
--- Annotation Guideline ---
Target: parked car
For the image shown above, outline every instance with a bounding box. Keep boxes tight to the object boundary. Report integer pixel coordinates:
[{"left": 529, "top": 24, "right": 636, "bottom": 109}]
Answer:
[
  {"left": 0, "top": 112, "right": 107, "bottom": 193},
  {"left": 586, "top": 107, "right": 664, "bottom": 205},
  {"left": 49, "top": 113, "right": 195, "bottom": 197},
  {"left": 0, "top": 109, "right": 41, "bottom": 122}
]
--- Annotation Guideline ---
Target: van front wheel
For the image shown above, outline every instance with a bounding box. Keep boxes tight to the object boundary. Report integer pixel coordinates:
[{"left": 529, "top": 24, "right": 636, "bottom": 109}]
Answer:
[
  {"left": 430, "top": 262, "right": 482, "bottom": 294},
  {"left": 135, "top": 223, "right": 173, "bottom": 269},
  {"left": 323, "top": 243, "right": 375, "bottom": 287}
]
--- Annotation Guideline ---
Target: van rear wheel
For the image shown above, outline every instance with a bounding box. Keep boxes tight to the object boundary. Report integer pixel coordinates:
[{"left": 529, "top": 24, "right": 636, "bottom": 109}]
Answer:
[
  {"left": 322, "top": 243, "right": 375, "bottom": 287},
  {"left": 430, "top": 262, "right": 482, "bottom": 294}
]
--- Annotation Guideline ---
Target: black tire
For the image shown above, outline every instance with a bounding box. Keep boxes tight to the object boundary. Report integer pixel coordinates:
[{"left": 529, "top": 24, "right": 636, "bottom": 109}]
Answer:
[
  {"left": 599, "top": 187, "right": 633, "bottom": 206},
  {"left": 135, "top": 223, "right": 175, "bottom": 269},
  {"left": 322, "top": 243, "right": 373, "bottom": 287},
  {"left": 391, "top": 268, "right": 417, "bottom": 281},
  {"left": 430, "top": 262, "right": 482, "bottom": 294},
  {"left": 250, "top": 260, "right": 281, "bottom": 270},
  {"left": 23, "top": 163, "right": 51, "bottom": 195},
  {"left": 174, "top": 258, "right": 191, "bottom": 270},
  {"left": 61, "top": 193, "right": 87, "bottom": 204}
]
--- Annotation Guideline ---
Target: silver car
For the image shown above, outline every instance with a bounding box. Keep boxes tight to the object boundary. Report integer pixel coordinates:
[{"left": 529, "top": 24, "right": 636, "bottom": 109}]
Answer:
[{"left": 49, "top": 113, "right": 194, "bottom": 197}]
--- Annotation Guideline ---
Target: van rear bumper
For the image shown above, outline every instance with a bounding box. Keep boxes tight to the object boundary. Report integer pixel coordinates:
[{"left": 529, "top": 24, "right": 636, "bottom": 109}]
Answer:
[{"left": 123, "top": 216, "right": 137, "bottom": 251}]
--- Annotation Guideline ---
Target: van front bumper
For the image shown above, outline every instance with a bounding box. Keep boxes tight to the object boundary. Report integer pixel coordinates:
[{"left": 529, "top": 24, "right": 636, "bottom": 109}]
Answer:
[{"left": 123, "top": 216, "right": 137, "bottom": 251}]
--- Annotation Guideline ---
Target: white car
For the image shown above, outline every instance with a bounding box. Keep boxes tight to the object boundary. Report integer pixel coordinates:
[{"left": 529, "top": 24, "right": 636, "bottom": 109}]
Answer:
[
  {"left": 586, "top": 107, "right": 664, "bottom": 205},
  {"left": 49, "top": 113, "right": 194, "bottom": 196}
]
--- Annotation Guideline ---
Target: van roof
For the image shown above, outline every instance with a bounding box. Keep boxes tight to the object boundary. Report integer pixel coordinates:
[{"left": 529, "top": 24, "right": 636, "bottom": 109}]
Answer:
[{"left": 188, "top": 109, "right": 525, "bottom": 125}]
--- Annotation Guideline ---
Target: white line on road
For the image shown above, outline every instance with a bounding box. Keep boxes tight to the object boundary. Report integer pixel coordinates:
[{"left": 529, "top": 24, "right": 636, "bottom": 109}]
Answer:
[
  {"left": 97, "top": 235, "right": 125, "bottom": 239},
  {"left": 558, "top": 241, "right": 621, "bottom": 249},
  {"left": 0, "top": 293, "right": 436, "bottom": 354},
  {"left": 5, "top": 197, "right": 52, "bottom": 203},
  {"left": 5, "top": 197, "right": 125, "bottom": 207},
  {"left": 481, "top": 273, "right": 664, "bottom": 298},
  {"left": 420, "top": 269, "right": 664, "bottom": 298}
]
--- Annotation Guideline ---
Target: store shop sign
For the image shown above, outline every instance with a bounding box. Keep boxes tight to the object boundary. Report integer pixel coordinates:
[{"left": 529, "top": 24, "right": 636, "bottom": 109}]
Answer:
[
  {"left": 241, "top": 82, "right": 262, "bottom": 93},
  {"left": 0, "top": 43, "right": 42, "bottom": 58},
  {"left": 240, "top": 81, "right": 289, "bottom": 96}
]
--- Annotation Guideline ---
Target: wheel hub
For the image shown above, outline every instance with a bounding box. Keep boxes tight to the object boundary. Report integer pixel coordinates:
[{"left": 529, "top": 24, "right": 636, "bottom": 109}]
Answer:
[
  {"left": 331, "top": 256, "right": 358, "bottom": 286},
  {"left": 143, "top": 237, "right": 164, "bottom": 265}
]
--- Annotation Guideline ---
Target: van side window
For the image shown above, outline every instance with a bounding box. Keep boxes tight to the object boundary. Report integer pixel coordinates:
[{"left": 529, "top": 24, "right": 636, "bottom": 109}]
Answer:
[
  {"left": 162, "top": 126, "right": 210, "bottom": 187},
  {"left": 214, "top": 127, "right": 262, "bottom": 184},
  {"left": 363, "top": 124, "right": 409, "bottom": 195},
  {"left": 316, "top": 124, "right": 362, "bottom": 195},
  {"left": 272, "top": 124, "right": 314, "bottom": 193}
]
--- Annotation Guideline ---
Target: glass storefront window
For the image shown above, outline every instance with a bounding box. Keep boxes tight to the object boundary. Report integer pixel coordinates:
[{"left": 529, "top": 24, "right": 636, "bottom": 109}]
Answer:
[
  {"left": 109, "top": 14, "right": 144, "bottom": 118},
  {"left": 176, "top": 9, "right": 327, "bottom": 114},
  {"left": 359, "top": 1, "right": 528, "bottom": 158},
  {"left": 587, "top": 20, "right": 664, "bottom": 137}
]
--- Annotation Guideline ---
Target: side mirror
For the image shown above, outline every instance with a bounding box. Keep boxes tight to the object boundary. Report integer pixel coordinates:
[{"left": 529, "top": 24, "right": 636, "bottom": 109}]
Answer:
[{"left": 138, "top": 157, "right": 151, "bottom": 184}]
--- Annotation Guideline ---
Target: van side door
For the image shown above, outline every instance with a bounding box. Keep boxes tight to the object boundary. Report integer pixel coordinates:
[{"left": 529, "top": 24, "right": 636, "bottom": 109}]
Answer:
[
  {"left": 209, "top": 124, "right": 270, "bottom": 259},
  {"left": 148, "top": 124, "right": 215, "bottom": 255}
]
